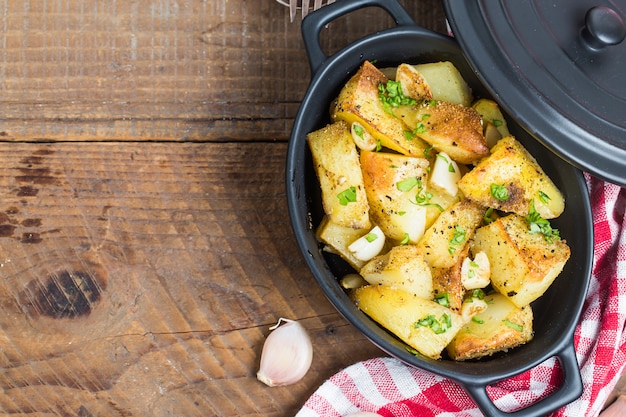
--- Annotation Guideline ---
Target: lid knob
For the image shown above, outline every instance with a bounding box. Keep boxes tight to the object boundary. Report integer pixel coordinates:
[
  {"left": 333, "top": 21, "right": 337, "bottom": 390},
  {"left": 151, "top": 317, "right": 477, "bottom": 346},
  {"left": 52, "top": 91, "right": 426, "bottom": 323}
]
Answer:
[{"left": 581, "top": 6, "right": 626, "bottom": 50}]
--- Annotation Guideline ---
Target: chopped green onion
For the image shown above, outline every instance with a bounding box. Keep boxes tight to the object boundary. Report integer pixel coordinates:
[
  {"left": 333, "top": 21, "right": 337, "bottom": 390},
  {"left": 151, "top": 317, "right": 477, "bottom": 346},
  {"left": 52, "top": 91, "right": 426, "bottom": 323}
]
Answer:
[
  {"left": 504, "top": 320, "right": 524, "bottom": 332},
  {"left": 490, "top": 183, "right": 509, "bottom": 201},
  {"left": 337, "top": 186, "right": 357, "bottom": 206}
]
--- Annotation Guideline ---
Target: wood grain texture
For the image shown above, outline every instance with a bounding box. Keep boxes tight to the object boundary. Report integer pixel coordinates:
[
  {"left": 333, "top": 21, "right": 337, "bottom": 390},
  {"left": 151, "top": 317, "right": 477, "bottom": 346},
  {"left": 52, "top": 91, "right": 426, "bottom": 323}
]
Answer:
[
  {"left": 1, "top": 0, "right": 618, "bottom": 416},
  {"left": 0, "top": 141, "right": 380, "bottom": 416}
]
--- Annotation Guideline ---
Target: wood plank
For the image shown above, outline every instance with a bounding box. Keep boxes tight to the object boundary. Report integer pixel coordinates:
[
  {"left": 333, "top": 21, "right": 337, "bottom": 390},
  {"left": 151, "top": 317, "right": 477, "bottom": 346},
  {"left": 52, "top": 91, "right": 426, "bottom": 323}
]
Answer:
[
  {"left": 0, "top": 141, "right": 383, "bottom": 415},
  {"left": 0, "top": 0, "right": 447, "bottom": 142}
]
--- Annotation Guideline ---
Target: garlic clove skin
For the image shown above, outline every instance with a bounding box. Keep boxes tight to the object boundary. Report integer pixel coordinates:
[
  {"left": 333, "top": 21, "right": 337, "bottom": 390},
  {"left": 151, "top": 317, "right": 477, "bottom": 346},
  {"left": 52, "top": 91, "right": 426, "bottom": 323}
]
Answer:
[{"left": 257, "top": 318, "right": 313, "bottom": 387}]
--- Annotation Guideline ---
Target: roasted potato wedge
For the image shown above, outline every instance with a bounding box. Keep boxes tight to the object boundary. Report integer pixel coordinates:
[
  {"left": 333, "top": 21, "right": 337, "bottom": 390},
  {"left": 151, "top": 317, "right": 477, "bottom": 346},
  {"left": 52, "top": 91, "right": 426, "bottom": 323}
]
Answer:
[
  {"left": 352, "top": 284, "right": 464, "bottom": 359},
  {"left": 332, "top": 61, "right": 430, "bottom": 157},
  {"left": 458, "top": 136, "right": 565, "bottom": 219},
  {"left": 471, "top": 214, "right": 570, "bottom": 308},
  {"left": 360, "top": 150, "right": 430, "bottom": 244},
  {"left": 308, "top": 121, "right": 370, "bottom": 229},
  {"left": 417, "top": 199, "right": 486, "bottom": 269},
  {"left": 447, "top": 292, "right": 534, "bottom": 361},
  {"left": 359, "top": 244, "right": 433, "bottom": 299},
  {"left": 412, "top": 61, "right": 473, "bottom": 107},
  {"left": 394, "top": 100, "right": 490, "bottom": 165}
]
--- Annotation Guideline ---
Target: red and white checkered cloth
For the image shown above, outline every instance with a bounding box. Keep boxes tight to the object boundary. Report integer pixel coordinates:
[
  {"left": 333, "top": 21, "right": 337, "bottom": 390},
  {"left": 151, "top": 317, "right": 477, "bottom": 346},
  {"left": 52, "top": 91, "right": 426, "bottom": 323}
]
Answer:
[{"left": 297, "top": 174, "right": 626, "bottom": 417}]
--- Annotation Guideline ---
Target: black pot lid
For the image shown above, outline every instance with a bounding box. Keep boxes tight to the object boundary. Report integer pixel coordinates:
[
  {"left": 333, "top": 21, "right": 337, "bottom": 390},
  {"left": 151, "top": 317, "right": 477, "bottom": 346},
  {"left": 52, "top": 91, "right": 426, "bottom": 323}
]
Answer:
[{"left": 443, "top": 1, "right": 626, "bottom": 186}]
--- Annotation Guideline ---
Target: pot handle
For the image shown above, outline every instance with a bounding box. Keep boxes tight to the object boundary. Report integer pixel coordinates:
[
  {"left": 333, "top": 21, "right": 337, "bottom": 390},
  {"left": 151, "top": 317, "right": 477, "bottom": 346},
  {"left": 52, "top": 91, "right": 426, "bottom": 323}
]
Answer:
[
  {"left": 301, "top": 0, "right": 415, "bottom": 75},
  {"left": 463, "top": 341, "right": 583, "bottom": 417}
]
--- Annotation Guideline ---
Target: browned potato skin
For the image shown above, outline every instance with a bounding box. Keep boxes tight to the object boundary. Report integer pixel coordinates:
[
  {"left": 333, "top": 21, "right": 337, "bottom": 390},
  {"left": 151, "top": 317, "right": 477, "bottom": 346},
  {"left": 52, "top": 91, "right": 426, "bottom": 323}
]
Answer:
[
  {"left": 417, "top": 199, "right": 486, "bottom": 269},
  {"left": 447, "top": 293, "right": 534, "bottom": 361},
  {"left": 458, "top": 136, "right": 565, "bottom": 219},
  {"left": 471, "top": 214, "right": 571, "bottom": 308},
  {"left": 351, "top": 284, "right": 464, "bottom": 359},
  {"left": 431, "top": 245, "right": 469, "bottom": 313},
  {"left": 332, "top": 61, "right": 430, "bottom": 157},
  {"left": 395, "top": 100, "right": 489, "bottom": 165},
  {"left": 307, "top": 121, "right": 370, "bottom": 229}
]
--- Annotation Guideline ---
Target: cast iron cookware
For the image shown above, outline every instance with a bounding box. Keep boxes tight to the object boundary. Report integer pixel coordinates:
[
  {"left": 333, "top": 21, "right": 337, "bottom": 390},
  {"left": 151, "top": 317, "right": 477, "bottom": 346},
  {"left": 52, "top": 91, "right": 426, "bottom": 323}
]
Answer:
[
  {"left": 444, "top": 1, "right": 626, "bottom": 187},
  {"left": 285, "top": 1, "right": 593, "bottom": 416}
]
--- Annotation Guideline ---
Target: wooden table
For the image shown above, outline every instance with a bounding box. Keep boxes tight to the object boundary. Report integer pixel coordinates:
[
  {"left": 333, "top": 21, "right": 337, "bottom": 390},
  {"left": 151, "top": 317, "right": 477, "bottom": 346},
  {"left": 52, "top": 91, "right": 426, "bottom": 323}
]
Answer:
[
  {"left": 0, "top": 1, "right": 449, "bottom": 415},
  {"left": 1, "top": 1, "right": 622, "bottom": 416}
]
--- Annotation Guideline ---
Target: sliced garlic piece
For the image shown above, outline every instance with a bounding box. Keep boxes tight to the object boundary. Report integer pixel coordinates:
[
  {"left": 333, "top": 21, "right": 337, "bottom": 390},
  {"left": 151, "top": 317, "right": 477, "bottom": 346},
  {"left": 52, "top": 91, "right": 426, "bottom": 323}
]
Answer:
[
  {"left": 351, "top": 122, "right": 377, "bottom": 151},
  {"left": 461, "top": 251, "right": 491, "bottom": 290},
  {"left": 348, "top": 226, "right": 386, "bottom": 261},
  {"left": 461, "top": 297, "right": 489, "bottom": 322},
  {"left": 429, "top": 151, "right": 461, "bottom": 196},
  {"left": 257, "top": 318, "right": 313, "bottom": 387}
]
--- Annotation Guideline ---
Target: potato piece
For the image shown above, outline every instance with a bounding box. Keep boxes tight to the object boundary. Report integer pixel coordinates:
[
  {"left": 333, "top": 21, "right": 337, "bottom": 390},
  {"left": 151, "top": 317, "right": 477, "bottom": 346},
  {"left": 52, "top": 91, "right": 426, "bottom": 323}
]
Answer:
[
  {"left": 412, "top": 61, "right": 473, "bottom": 107},
  {"left": 472, "top": 98, "right": 510, "bottom": 142},
  {"left": 308, "top": 121, "right": 370, "bottom": 229},
  {"left": 431, "top": 245, "right": 469, "bottom": 313},
  {"left": 352, "top": 285, "right": 464, "bottom": 359},
  {"left": 360, "top": 150, "right": 430, "bottom": 244},
  {"left": 316, "top": 216, "right": 370, "bottom": 271},
  {"left": 332, "top": 61, "right": 430, "bottom": 156},
  {"left": 458, "top": 136, "right": 565, "bottom": 219},
  {"left": 360, "top": 245, "right": 433, "bottom": 299},
  {"left": 447, "top": 293, "right": 534, "bottom": 361},
  {"left": 471, "top": 214, "right": 570, "bottom": 308},
  {"left": 394, "top": 100, "right": 490, "bottom": 165},
  {"left": 395, "top": 63, "right": 433, "bottom": 101},
  {"left": 417, "top": 199, "right": 486, "bottom": 269}
]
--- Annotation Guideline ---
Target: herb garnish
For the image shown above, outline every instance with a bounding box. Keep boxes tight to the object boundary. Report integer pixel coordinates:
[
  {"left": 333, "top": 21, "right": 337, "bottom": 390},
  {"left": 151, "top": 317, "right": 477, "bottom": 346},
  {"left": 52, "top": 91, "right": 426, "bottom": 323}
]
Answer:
[
  {"left": 414, "top": 313, "right": 452, "bottom": 334},
  {"left": 504, "top": 320, "right": 524, "bottom": 332},
  {"left": 378, "top": 80, "right": 417, "bottom": 115},
  {"left": 448, "top": 225, "right": 466, "bottom": 254},
  {"left": 337, "top": 186, "right": 357, "bottom": 206},
  {"left": 490, "top": 183, "right": 509, "bottom": 201},
  {"left": 525, "top": 200, "right": 560, "bottom": 243}
]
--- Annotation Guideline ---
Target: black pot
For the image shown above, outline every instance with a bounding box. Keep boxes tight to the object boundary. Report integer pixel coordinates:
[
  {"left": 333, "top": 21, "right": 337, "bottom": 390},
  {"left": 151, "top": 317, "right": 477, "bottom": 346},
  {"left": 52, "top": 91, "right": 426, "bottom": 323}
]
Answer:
[{"left": 285, "top": 1, "right": 594, "bottom": 415}]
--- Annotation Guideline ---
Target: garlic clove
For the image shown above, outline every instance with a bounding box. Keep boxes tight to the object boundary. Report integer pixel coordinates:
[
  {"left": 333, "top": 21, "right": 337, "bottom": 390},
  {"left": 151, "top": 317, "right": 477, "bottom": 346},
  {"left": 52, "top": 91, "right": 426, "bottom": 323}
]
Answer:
[
  {"left": 429, "top": 151, "right": 461, "bottom": 196},
  {"left": 461, "top": 251, "right": 491, "bottom": 290},
  {"left": 257, "top": 318, "right": 313, "bottom": 387},
  {"left": 348, "top": 226, "right": 386, "bottom": 261},
  {"left": 351, "top": 121, "right": 377, "bottom": 151}
]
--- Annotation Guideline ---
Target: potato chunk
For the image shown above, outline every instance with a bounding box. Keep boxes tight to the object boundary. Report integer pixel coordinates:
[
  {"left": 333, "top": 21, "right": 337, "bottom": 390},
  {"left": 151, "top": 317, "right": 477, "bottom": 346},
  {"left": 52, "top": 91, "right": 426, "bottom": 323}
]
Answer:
[
  {"left": 447, "top": 293, "right": 533, "bottom": 361},
  {"left": 458, "top": 136, "right": 565, "bottom": 219},
  {"left": 471, "top": 214, "right": 570, "bottom": 308},
  {"left": 359, "top": 244, "right": 433, "bottom": 299},
  {"left": 332, "top": 60, "right": 429, "bottom": 156},
  {"left": 394, "top": 100, "right": 489, "bottom": 165},
  {"left": 412, "top": 61, "right": 473, "bottom": 107},
  {"left": 431, "top": 245, "right": 469, "bottom": 313},
  {"left": 315, "top": 216, "right": 370, "bottom": 271},
  {"left": 360, "top": 150, "right": 430, "bottom": 244},
  {"left": 417, "top": 199, "right": 486, "bottom": 269},
  {"left": 308, "top": 121, "right": 370, "bottom": 229},
  {"left": 352, "top": 285, "right": 463, "bottom": 359}
]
